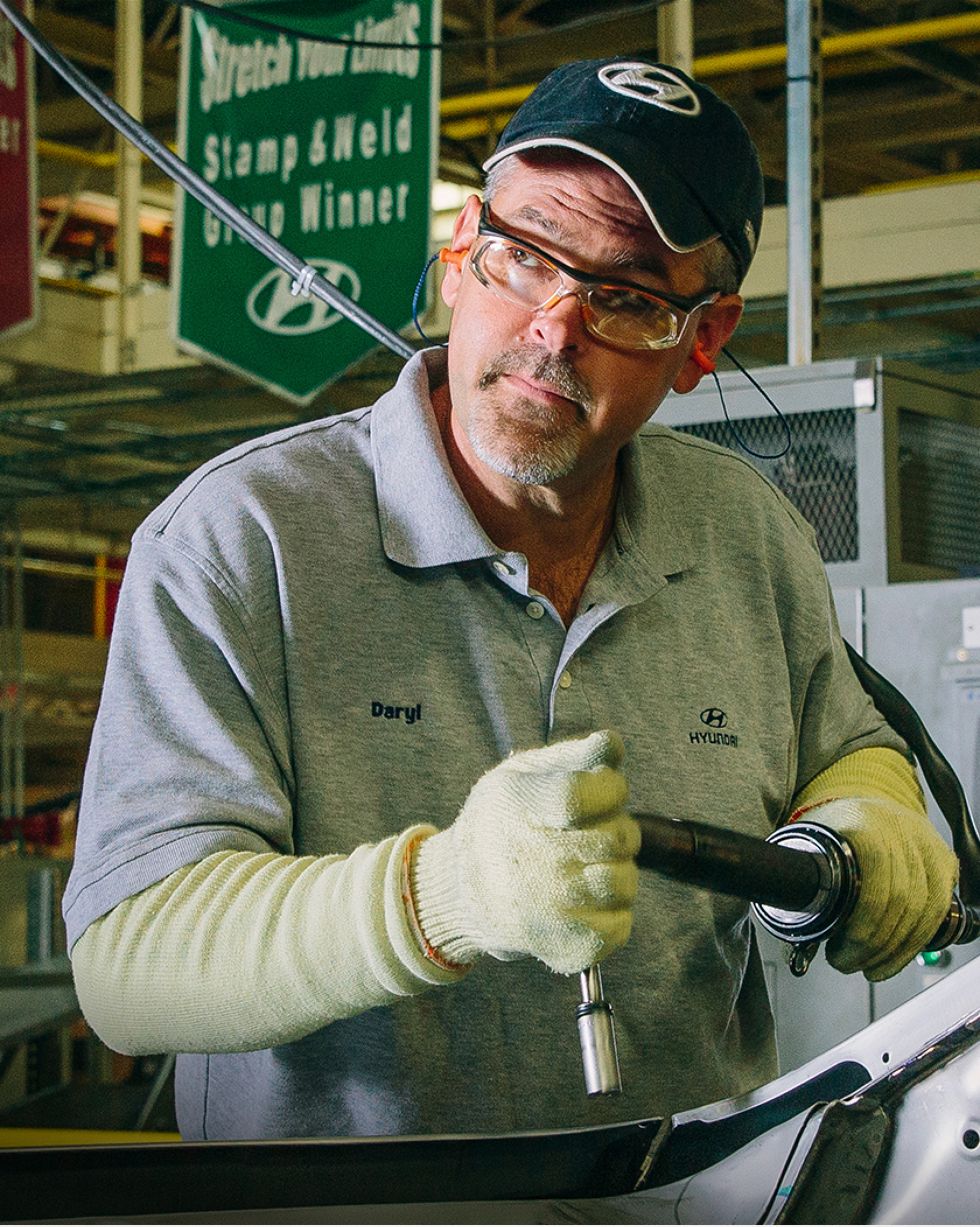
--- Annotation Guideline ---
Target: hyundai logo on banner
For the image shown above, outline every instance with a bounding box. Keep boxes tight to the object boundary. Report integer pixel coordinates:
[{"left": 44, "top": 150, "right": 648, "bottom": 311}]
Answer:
[{"left": 245, "top": 261, "right": 362, "bottom": 337}]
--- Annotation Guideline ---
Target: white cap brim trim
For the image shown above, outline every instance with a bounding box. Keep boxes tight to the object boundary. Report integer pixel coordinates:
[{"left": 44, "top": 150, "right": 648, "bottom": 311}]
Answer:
[{"left": 482, "top": 136, "right": 720, "bottom": 255}]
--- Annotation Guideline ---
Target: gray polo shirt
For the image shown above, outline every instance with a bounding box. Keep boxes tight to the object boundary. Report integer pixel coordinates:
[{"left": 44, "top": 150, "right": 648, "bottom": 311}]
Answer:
[{"left": 64, "top": 348, "right": 903, "bottom": 1140}]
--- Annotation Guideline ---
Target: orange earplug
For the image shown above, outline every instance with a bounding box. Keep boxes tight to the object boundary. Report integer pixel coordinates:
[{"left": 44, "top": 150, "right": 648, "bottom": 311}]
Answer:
[
  {"left": 439, "top": 247, "right": 467, "bottom": 269},
  {"left": 692, "top": 343, "right": 716, "bottom": 374}
]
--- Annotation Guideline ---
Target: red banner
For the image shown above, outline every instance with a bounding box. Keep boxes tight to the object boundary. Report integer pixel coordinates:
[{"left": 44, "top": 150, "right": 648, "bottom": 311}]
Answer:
[{"left": 0, "top": 1, "right": 36, "bottom": 338}]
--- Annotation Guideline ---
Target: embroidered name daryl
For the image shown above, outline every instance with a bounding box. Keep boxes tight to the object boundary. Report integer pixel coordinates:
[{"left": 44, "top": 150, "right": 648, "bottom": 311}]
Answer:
[{"left": 372, "top": 701, "right": 422, "bottom": 725}]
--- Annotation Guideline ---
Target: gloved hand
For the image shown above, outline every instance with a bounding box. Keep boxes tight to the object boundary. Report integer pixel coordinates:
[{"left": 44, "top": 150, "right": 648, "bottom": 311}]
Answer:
[
  {"left": 409, "top": 730, "right": 639, "bottom": 975},
  {"left": 812, "top": 798, "right": 959, "bottom": 981}
]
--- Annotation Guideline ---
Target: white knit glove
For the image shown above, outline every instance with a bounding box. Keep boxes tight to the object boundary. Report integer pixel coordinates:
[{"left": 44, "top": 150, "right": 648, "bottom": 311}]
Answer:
[
  {"left": 812, "top": 799, "right": 959, "bottom": 981},
  {"left": 410, "top": 730, "right": 639, "bottom": 975}
]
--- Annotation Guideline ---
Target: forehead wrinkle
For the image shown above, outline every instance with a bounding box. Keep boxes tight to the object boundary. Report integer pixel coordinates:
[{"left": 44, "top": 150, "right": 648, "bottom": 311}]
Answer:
[
  {"left": 508, "top": 204, "right": 672, "bottom": 285},
  {"left": 604, "top": 246, "right": 671, "bottom": 282},
  {"left": 510, "top": 203, "right": 567, "bottom": 239}
]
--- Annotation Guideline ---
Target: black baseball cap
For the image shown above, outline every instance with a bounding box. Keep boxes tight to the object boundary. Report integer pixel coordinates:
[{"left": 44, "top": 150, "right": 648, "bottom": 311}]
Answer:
[{"left": 483, "top": 58, "right": 764, "bottom": 284}]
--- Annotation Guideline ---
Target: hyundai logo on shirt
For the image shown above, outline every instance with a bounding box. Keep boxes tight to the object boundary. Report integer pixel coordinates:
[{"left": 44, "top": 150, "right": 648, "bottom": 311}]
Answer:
[{"left": 691, "top": 707, "right": 738, "bottom": 747}]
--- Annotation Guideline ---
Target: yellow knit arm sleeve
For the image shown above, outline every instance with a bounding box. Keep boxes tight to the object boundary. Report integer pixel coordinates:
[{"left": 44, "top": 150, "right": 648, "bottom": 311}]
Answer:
[
  {"left": 791, "top": 745, "right": 925, "bottom": 817},
  {"left": 70, "top": 827, "right": 467, "bottom": 1056}
]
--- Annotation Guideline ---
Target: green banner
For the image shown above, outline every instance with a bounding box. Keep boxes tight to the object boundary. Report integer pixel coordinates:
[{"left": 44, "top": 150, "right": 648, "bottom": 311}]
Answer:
[{"left": 175, "top": 0, "right": 440, "bottom": 402}]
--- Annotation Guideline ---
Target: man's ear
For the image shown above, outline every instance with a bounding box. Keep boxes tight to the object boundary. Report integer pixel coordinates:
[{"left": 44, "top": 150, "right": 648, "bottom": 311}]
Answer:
[
  {"left": 440, "top": 195, "right": 482, "bottom": 310},
  {"left": 672, "top": 296, "right": 744, "bottom": 394}
]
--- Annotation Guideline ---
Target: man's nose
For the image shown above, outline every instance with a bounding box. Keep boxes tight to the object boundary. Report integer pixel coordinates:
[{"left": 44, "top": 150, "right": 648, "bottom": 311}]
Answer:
[{"left": 526, "top": 286, "right": 586, "bottom": 352}]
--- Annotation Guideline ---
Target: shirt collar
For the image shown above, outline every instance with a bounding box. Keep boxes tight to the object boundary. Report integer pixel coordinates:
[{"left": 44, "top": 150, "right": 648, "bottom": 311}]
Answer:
[
  {"left": 371, "top": 348, "right": 695, "bottom": 587},
  {"left": 614, "top": 428, "right": 696, "bottom": 580},
  {"left": 371, "top": 348, "right": 498, "bottom": 569}
]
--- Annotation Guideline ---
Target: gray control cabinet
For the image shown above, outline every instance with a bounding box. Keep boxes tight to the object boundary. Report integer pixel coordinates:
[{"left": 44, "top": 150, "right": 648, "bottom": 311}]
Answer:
[{"left": 658, "top": 356, "right": 980, "bottom": 589}]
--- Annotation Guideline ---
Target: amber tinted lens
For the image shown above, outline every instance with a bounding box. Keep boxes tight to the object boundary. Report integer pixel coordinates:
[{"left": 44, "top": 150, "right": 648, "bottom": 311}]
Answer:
[{"left": 585, "top": 288, "right": 680, "bottom": 349}]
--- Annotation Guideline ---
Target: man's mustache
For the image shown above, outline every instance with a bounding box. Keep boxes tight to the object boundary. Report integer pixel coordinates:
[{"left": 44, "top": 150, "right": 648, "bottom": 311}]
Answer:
[{"left": 478, "top": 346, "right": 594, "bottom": 412}]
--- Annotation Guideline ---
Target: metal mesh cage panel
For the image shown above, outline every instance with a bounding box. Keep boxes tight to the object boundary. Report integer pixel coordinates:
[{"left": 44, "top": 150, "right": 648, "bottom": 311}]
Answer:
[
  {"left": 673, "top": 406, "right": 859, "bottom": 563},
  {"left": 898, "top": 408, "right": 980, "bottom": 573}
]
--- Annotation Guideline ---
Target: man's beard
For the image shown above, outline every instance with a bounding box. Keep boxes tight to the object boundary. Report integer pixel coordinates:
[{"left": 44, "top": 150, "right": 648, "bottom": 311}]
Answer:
[{"left": 464, "top": 346, "right": 595, "bottom": 485}]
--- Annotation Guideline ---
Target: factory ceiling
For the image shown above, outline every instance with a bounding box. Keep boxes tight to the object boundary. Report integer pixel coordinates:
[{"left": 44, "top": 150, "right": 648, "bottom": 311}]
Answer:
[
  {"left": 27, "top": 0, "right": 980, "bottom": 199},
  {"left": 1, "top": 0, "right": 979, "bottom": 533}
]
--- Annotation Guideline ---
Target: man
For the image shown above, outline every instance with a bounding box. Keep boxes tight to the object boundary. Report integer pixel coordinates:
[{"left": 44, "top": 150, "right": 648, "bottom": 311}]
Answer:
[{"left": 65, "top": 59, "right": 957, "bottom": 1141}]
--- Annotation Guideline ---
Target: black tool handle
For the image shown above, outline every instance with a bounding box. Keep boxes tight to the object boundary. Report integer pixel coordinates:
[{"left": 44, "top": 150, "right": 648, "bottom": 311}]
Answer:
[
  {"left": 635, "top": 811, "right": 980, "bottom": 952},
  {"left": 635, "top": 811, "right": 824, "bottom": 910}
]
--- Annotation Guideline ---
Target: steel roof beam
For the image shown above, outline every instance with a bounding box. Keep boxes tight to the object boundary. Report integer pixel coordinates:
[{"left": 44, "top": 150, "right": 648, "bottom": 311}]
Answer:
[{"left": 823, "top": 1, "right": 980, "bottom": 96}]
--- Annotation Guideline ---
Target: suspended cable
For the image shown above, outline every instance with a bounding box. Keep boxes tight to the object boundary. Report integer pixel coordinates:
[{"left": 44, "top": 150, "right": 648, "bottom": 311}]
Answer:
[{"left": 178, "top": 0, "right": 669, "bottom": 53}]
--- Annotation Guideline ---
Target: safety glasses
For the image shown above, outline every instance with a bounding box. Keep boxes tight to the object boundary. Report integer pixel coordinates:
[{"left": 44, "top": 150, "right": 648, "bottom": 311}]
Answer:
[{"left": 469, "top": 203, "right": 719, "bottom": 352}]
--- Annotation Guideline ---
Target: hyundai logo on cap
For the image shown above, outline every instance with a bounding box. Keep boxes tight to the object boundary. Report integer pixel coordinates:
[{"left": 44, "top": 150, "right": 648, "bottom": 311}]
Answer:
[{"left": 597, "top": 63, "right": 701, "bottom": 115}]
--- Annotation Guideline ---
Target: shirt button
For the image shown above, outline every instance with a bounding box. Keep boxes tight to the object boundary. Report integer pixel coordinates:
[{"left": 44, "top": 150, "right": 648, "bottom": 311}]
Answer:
[
  {"left": 492, "top": 559, "right": 512, "bottom": 576},
  {"left": 526, "top": 601, "right": 545, "bottom": 619},
  {"left": 558, "top": 670, "right": 573, "bottom": 689}
]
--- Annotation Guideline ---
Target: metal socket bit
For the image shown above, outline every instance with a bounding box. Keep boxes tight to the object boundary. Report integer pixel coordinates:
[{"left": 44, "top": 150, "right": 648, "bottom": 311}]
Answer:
[{"left": 577, "top": 966, "right": 622, "bottom": 1096}]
